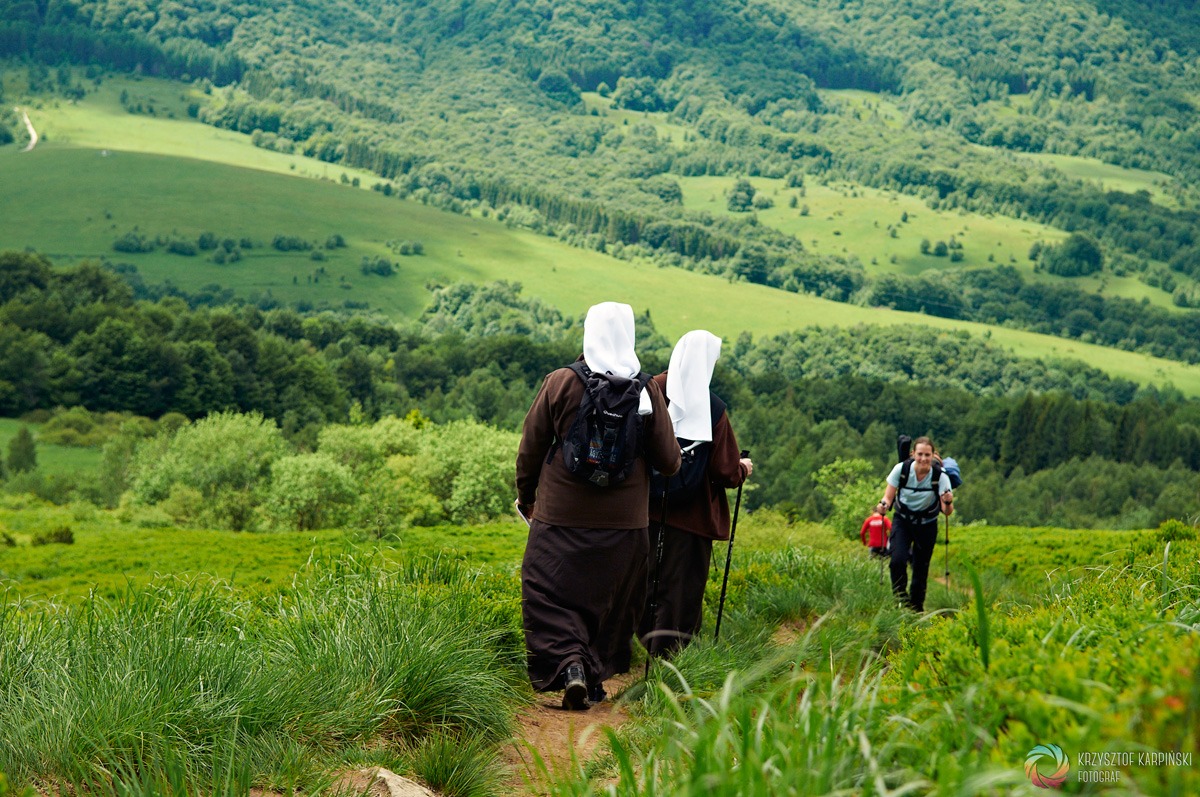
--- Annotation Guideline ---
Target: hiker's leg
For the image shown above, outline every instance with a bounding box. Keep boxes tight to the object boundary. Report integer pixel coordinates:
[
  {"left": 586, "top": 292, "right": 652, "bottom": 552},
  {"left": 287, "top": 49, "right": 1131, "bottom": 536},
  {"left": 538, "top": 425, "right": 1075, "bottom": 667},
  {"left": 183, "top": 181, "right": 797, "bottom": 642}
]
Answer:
[
  {"left": 594, "top": 526, "right": 650, "bottom": 682},
  {"left": 907, "top": 521, "right": 939, "bottom": 611},
  {"left": 644, "top": 525, "right": 710, "bottom": 656},
  {"left": 523, "top": 522, "right": 633, "bottom": 692},
  {"left": 889, "top": 520, "right": 911, "bottom": 600}
]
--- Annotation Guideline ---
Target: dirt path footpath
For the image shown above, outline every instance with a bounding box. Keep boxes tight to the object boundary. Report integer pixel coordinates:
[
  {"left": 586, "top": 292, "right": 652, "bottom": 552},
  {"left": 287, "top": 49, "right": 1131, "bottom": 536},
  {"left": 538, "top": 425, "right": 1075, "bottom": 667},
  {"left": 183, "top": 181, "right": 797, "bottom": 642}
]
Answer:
[
  {"left": 15, "top": 107, "right": 38, "bottom": 152},
  {"left": 502, "top": 671, "right": 641, "bottom": 795}
]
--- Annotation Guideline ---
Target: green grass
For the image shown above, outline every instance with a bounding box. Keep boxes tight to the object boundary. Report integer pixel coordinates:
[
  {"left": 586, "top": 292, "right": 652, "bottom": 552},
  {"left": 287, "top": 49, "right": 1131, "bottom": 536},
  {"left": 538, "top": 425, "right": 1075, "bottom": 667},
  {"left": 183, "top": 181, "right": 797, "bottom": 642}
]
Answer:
[
  {"left": 0, "top": 501, "right": 530, "bottom": 602},
  {"left": 679, "top": 173, "right": 1181, "bottom": 310},
  {"left": 0, "top": 419, "right": 101, "bottom": 476},
  {"left": 10, "top": 72, "right": 382, "bottom": 185},
  {"left": 1016, "top": 151, "right": 1177, "bottom": 207},
  {"left": 0, "top": 554, "right": 525, "bottom": 794},
  {"left": 818, "top": 88, "right": 907, "bottom": 128}
]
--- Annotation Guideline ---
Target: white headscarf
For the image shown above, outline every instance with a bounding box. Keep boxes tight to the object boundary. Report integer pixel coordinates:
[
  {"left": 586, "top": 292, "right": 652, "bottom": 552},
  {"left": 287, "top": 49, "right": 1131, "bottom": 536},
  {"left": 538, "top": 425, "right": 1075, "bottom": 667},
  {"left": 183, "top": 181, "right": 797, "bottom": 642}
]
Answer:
[
  {"left": 583, "top": 302, "right": 652, "bottom": 414},
  {"left": 666, "top": 330, "right": 721, "bottom": 442}
]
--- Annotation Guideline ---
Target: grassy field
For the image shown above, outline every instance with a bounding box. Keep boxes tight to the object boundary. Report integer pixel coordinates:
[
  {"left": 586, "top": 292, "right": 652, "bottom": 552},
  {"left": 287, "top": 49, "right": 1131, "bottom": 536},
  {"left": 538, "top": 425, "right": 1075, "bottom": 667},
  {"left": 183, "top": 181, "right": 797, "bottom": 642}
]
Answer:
[
  {"left": 0, "top": 494, "right": 1194, "bottom": 795},
  {"left": 7, "top": 71, "right": 382, "bottom": 185},
  {"left": 579, "top": 91, "right": 694, "bottom": 147},
  {"left": 679, "top": 173, "right": 1182, "bottom": 310},
  {"left": 0, "top": 419, "right": 101, "bottom": 476}
]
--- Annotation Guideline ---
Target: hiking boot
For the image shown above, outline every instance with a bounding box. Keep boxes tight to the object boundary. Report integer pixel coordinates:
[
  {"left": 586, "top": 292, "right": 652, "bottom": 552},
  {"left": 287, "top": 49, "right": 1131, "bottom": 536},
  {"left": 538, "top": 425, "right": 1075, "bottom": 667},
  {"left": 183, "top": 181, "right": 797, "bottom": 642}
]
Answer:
[
  {"left": 588, "top": 682, "right": 607, "bottom": 704},
  {"left": 561, "top": 664, "right": 590, "bottom": 711}
]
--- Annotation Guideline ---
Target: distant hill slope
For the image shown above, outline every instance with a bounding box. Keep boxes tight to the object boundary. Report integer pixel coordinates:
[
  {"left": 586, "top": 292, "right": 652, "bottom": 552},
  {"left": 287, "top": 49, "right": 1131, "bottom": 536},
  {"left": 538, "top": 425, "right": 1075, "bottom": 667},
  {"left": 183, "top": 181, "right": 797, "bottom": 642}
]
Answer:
[
  {"left": 5, "top": 141, "right": 1200, "bottom": 396},
  {"left": 2, "top": 0, "right": 1200, "bottom": 365}
]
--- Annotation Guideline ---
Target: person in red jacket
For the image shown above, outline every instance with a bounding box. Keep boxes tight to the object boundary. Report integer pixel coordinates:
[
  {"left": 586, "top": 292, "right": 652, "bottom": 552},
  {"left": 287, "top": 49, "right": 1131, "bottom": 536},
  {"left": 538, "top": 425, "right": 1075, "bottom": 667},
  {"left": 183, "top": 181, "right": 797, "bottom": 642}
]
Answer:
[
  {"left": 641, "top": 330, "right": 752, "bottom": 658},
  {"left": 860, "top": 509, "right": 891, "bottom": 558}
]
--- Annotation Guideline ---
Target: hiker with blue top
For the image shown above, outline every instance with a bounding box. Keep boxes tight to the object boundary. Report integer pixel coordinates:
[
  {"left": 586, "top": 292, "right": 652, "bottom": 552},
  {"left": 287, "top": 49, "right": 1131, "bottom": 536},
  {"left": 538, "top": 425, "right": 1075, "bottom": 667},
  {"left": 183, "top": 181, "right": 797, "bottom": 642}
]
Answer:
[{"left": 876, "top": 436, "right": 954, "bottom": 612}]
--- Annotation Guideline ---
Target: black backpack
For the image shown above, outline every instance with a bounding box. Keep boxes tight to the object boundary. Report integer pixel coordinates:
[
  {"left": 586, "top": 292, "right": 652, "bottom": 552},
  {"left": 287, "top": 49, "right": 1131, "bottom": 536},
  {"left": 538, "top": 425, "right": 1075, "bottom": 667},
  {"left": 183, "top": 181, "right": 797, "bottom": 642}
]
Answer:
[
  {"left": 649, "top": 392, "right": 726, "bottom": 503},
  {"left": 557, "top": 361, "right": 653, "bottom": 488}
]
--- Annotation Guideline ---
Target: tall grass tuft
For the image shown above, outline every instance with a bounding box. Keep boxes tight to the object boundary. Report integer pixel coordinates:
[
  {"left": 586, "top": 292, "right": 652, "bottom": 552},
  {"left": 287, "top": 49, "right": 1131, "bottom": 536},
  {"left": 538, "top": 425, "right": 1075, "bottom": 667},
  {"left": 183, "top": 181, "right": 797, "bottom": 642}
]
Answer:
[
  {"left": 0, "top": 555, "right": 525, "bottom": 793},
  {"left": 409, "top": 731, "right": 503, "bottom": 797},
  {"left": 966, "top": 564, "right": 990, "bottom": 671}
]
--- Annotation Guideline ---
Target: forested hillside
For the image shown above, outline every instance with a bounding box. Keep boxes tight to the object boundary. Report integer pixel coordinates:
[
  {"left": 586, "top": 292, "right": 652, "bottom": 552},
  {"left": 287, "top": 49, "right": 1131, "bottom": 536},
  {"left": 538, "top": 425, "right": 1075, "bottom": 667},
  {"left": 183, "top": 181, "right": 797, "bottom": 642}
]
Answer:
[{"left": 3, "top": 0, "right": 1200, "bottom": 357}]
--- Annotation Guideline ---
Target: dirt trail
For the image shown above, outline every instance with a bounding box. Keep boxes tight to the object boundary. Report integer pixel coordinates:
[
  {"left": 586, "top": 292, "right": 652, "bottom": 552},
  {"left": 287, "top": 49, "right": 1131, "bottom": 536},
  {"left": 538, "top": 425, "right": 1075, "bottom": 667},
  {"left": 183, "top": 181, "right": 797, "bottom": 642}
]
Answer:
[
  {"left": 15, "top": 107, "right": 38, "bottom": 152},
  {"left": 502, "top": 671, "right": 640, "bottom": 795}
]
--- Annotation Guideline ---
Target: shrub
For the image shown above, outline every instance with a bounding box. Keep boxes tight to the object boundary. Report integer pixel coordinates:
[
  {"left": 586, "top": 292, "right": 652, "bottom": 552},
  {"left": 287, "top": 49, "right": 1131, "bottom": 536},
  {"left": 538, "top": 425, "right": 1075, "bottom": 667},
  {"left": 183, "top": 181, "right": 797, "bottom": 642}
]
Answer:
[
  {"left": 31, "top": 525, "right": 74, "bottom": 546},
  {"left": 812, "top": 458, "right": 879, "bottom": 541},
  {"left": 166, "top": 239, "right": 198, "bottom": 256},
  {"left": 128, "top": 412, "right": 288, "bottom": 530},
  {"left": 112, "top": 232, "right": 156, "bottom": 253},
  {"left": 409, "top": 420, "right": 519, "bottom": 525},
  {"left": 263, "top": 454, "right": 357, "bottom": 531},
  {"left": 1158, "top": 518, "right": 1197, "bottom": 543},
  {"left": 7, "top": 427, "right": 37, "bottom": 473}
]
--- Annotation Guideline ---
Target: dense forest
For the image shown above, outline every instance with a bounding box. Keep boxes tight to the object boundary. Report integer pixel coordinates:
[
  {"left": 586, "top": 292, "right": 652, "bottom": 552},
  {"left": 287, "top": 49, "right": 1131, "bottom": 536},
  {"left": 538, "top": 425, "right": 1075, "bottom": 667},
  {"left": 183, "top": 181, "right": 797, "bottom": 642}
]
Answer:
[
  {"left": 3, "top": 251, "right": 1198, "bottom": 529},
  {"left": 3, "top": 0, "right": 1200, "bottom": 365}
]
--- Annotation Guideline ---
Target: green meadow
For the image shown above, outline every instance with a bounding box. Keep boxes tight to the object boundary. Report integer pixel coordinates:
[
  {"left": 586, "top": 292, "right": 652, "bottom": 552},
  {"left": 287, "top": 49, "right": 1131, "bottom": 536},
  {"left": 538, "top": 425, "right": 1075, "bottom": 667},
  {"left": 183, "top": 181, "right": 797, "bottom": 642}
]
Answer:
[
  {"left": 0, "top": 419, "right": 101, "bottom": 476},
  {"left": 2, "top": 499, "right": 1195, "bottom": 795},
  {"left": 579, "top": 91, "right": 694, "bottom": 146},
  {"left": 0, "top": 502, "right": 530, "bottom": 602},
  {"left": 1017, "top": 151, "right": 1175, "bottom": 203},
  {"left": 678, "top": 173, "right": 1181, "bottom": 310},
  {"left": 8, "top": 71, "right": 382, "bottom": 185}
]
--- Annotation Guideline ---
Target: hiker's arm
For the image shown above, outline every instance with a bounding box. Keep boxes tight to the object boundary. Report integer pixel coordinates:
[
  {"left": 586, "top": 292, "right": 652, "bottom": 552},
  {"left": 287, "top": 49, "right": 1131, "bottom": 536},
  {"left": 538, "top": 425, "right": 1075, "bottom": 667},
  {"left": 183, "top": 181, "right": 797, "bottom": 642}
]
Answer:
[
  {"left": 644, "top": 380, "right": 681, "bottom": 477},
  {"left": 710, "top": 412, "right": 747, "bottom": 489},
  {"left": 878, "top": 483, "right": 897, "bottom": 513},
  {"left": 938, "top": 472, "right": 954, "bottom": 516},
  {"left": 515, "top": 375, "right": 555, "bottom": 512}
]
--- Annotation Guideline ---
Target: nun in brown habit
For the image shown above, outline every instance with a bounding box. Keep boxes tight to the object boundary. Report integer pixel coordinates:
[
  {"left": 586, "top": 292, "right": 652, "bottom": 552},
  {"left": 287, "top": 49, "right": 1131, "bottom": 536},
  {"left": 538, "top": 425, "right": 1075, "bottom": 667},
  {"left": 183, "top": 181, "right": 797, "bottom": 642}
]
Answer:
[
  {"left": 515, "top": 302, "right": 680, "bottom": 710},
  {"left": 641, "top": 330, "right": 752, "bottom": 657}
]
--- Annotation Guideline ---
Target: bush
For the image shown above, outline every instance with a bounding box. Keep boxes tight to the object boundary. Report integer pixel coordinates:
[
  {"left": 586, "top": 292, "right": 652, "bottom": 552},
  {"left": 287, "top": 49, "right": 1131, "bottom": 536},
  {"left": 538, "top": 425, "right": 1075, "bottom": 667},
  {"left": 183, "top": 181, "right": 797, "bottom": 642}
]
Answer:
[
  {"left": 31, "top": 525, "right": 74, "bottom": 546},
  {"left": 128, "top": 412, "right": 288, "bottom": 530},
  {"left": 112, "top": 232, "right": 156, "bottom": 253},
  {"left": 1158, "top": 518, "right": 1197, "bottom": 543},
  {"left": 409, "top": 420, "right": 519, "bottom": 525},
  {"left": 812, "top": 458, "right": 879, "bottom": 541},
  {"left": 263, "top": 453, "right": 357, "bottom": 531},
  {"left": 166, "top": 240, "right": 198, "bottom": 256}
]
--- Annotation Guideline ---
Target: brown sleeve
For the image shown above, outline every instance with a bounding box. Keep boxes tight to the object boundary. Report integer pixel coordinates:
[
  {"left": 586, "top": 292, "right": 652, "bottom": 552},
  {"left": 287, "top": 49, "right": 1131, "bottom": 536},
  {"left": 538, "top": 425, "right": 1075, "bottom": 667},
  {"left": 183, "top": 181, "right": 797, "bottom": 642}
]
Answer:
[
  {"left": 643, "top": 377, "right": 681, "bottom": 477},
  {"left": 708, "top": 410, "right": 746, "bottom": 489},
  {"left": 515, "top": 373, "right": 556, "bottom": 508}
]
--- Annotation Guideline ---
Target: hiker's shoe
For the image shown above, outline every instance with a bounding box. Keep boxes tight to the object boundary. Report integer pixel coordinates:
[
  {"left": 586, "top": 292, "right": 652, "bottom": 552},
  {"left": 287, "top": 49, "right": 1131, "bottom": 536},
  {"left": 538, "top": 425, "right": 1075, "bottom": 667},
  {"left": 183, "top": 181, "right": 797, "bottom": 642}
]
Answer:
[
  {"left": 588, "top": 683, "right": 607, "bottom": 704},
  {"left": 561, "top": 664, "right": 590, "bottom": 711}
]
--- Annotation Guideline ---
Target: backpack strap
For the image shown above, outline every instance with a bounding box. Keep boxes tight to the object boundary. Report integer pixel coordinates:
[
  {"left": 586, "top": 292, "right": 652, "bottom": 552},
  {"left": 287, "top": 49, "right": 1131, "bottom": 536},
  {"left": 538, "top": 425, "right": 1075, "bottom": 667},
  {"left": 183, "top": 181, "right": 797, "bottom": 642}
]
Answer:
[
  {"left": 545, "top": 363, "right": 593, "bottom": 465},
  {"left": 895, "top": 459, "right": 943, "bottom": 522}
]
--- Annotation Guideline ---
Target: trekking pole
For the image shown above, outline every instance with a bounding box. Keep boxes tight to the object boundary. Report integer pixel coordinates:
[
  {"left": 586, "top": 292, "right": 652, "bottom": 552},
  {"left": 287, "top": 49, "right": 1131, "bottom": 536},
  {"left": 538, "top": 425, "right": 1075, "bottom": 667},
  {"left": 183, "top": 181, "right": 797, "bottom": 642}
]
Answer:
[
  {"left": 644, "top": 490, "right": 668, "bottom": 679},
  {"left": 714, "top": 449, "right": 749, "bottom": 643},
  {"left": 943, "top": 511, "right": 950, "bottom": 590}
]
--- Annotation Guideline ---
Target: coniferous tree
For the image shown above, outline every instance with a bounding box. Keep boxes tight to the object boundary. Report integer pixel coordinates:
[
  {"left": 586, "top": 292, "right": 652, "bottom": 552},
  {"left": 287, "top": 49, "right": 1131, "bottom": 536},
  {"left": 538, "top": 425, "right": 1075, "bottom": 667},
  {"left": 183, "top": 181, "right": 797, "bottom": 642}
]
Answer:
[{"left": 7, "top": 427, "right": 36, "bottom": 473}]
